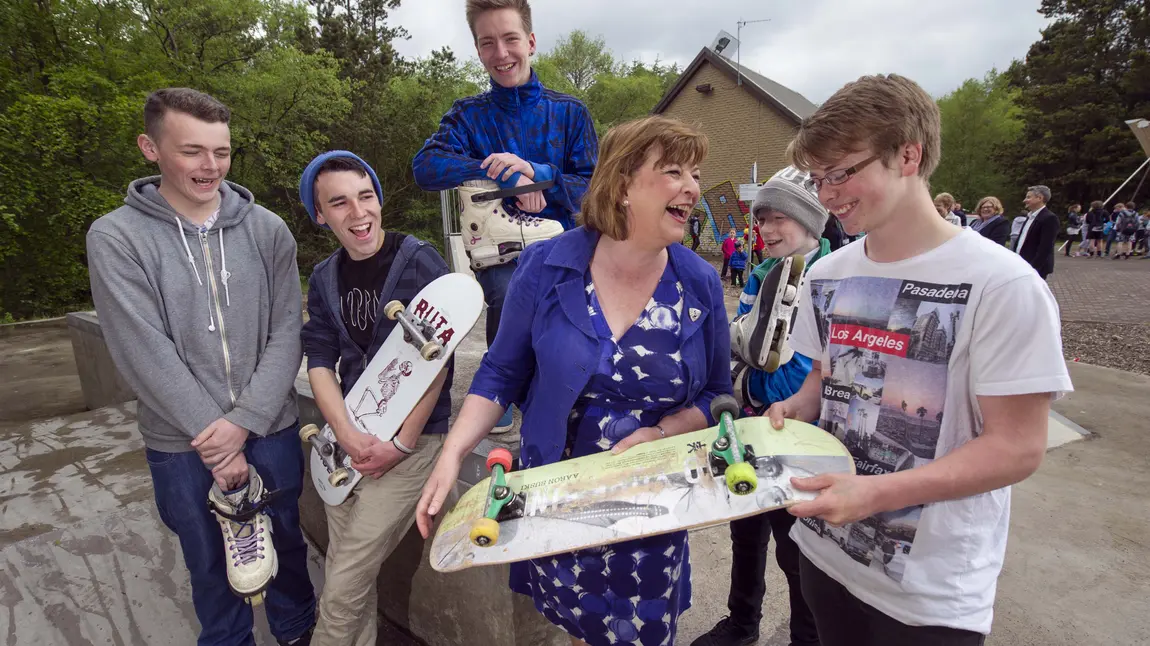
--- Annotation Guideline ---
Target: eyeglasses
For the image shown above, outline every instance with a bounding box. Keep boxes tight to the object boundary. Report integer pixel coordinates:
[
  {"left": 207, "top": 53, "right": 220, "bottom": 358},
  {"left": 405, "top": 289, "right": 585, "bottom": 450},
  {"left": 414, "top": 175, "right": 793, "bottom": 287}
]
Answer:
[{"left": 805, "top": 154, "right": 881, "bottom": 192}]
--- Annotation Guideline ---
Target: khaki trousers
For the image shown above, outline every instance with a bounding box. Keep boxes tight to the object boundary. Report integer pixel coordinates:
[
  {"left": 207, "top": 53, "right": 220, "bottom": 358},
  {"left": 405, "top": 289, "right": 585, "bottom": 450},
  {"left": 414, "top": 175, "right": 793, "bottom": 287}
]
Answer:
[{"left": 311, "top": 434, "right": 444, "bottom": 646}]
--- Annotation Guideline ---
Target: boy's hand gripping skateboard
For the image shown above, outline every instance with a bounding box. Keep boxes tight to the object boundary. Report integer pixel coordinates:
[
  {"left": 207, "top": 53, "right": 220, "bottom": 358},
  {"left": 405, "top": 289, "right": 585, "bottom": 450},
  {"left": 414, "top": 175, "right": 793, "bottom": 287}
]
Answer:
[
  {"left": 428, "top": 395, "right": 854, "bottom": 572},
  {"left": 299, "top": 273, "right": 483, "bottom": 506}
]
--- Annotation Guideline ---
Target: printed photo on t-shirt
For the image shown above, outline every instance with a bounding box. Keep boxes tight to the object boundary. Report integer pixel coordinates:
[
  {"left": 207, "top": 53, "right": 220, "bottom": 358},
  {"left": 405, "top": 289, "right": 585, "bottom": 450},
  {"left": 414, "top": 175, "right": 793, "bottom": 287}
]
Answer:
[{"left": 803, "top": 275, "right": 972, "bottom": 582}]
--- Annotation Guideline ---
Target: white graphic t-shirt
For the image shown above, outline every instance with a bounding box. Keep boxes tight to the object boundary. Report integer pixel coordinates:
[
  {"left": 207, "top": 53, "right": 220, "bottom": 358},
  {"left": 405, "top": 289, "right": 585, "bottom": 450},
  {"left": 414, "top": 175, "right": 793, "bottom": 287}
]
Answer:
[{"left": 788, "top": 229, "right": 1073, "bottom": 634}]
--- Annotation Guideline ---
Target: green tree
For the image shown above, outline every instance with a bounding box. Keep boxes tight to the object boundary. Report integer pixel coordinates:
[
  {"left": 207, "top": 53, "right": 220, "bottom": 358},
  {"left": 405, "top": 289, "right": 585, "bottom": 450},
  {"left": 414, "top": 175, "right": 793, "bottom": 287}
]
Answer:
[
  {"left": 932, "top": 70, "right": 1024, "bottom": 209},
  {"left": 1002, "top": 0, "right": 1150, "bottom": 208},
  {"left": 534, "top": 30, "right": 613, "bottom": 95}
]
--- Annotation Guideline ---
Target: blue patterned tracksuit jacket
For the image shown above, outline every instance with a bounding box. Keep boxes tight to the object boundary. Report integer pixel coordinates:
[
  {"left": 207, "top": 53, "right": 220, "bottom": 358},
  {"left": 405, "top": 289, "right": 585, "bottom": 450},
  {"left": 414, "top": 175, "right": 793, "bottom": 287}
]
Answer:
[{"left": 411, "top": 71, "right": 598, "bottom": 231}]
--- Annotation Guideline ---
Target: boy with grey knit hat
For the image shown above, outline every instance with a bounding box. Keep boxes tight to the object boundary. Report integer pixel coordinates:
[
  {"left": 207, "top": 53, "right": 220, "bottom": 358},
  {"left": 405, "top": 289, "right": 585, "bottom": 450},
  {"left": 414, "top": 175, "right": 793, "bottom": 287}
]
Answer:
[{"left": 693, "top": 165, "right": 831, "bottom": 646}]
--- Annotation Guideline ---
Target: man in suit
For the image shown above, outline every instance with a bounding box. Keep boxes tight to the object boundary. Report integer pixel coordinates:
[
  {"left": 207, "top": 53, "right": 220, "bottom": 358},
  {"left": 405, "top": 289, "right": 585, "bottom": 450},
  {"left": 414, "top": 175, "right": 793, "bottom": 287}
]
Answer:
[{"left": 1015, "top": 185, "right": 1059, "bottom": 278}]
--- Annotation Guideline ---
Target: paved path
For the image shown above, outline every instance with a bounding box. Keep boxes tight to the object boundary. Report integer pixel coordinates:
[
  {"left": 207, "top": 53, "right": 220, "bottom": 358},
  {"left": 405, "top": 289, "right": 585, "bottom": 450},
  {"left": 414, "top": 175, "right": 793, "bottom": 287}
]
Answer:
[{"left": 1047, "top": 253, "right": 1147, "bottom": 323}]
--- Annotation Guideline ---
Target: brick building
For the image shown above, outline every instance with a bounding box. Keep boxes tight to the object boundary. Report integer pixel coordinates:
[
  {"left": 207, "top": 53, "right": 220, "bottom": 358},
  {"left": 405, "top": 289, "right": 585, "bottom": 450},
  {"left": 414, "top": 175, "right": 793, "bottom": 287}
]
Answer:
[{"left": 654, "top": 45, "right": 817, "bottom": 252}]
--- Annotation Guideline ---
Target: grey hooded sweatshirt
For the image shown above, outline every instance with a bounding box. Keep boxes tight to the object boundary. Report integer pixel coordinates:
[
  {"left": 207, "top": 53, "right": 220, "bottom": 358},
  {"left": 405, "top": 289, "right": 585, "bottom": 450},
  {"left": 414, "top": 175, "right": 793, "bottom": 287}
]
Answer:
[{"left": 87, "top": 177, "right": 302, "bottom": 453}]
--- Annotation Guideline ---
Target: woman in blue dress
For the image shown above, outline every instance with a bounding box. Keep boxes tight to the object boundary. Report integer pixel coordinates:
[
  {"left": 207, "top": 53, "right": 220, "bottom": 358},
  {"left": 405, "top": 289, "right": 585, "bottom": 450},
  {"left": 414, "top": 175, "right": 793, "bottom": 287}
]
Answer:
[{"left": 416, "top": 115, "right": 732, "bottom": 645}]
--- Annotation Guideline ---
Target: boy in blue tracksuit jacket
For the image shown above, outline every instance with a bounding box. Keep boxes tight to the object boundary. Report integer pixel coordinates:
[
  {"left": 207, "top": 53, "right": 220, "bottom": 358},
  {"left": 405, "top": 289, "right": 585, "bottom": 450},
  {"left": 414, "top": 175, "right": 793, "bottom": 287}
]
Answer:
[
  {"left": 693, "top": 167, "right": 831, "bottom": 646},
  {"left": 728, "top": 241, "right": 748, "bottom": 286},
  {"left": 298, "top": 151, "right": 453, "bottom": 644},
  {"left": 412, "top": 0, "right": 597, "bottom": 430}
]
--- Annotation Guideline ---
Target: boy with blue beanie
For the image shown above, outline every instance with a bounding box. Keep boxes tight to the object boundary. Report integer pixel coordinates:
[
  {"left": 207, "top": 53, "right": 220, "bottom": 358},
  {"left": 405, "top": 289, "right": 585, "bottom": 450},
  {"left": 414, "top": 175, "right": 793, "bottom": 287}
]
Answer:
[
  {"left": 693, "top": 166, "right": 830, "bottom": 646},
  {"left": 298, "top": 151, "right": 453, "bottom": 645}
]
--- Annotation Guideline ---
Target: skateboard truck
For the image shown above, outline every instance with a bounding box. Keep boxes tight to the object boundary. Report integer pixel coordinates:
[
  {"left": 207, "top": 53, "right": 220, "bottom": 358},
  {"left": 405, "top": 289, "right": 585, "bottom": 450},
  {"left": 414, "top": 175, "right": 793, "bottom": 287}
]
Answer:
[
  {"left": 470, "top": 448, "right": 522, "bottom": 547},
  {"left": 384, "top": 300, "right": 443, "bottom": 361},
  {"left": 299, "top": 424, "right": 351, "bottom": 487},
  {"left": 708, "top": 395, "right": 758, "bottom": 495}
]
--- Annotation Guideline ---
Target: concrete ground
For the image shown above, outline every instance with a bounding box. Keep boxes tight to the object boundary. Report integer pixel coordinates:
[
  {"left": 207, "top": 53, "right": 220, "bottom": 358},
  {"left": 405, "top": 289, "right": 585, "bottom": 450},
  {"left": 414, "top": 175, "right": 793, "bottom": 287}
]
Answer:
[{"left": 1, "top": 299, "right": 1146, "bottom": 644}]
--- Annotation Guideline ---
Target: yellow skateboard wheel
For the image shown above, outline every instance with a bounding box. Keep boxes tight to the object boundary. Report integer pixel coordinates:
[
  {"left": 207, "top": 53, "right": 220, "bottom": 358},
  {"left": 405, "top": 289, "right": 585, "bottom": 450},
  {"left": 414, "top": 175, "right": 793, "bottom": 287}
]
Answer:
[
  {"left": 726, "top": 462, "right": 758, "bottom": 495},
  {"left": 299, "top": 424, "right": 320, "bottom": 442},
  {"left": 470, "top": 517, "right": 500, "bottom": 547},
  {"left": 384, "top": 300, "right": 405, "bottom": 320},
  {"left": 329, "top": 468, "right": 350, "bottom": 487}
]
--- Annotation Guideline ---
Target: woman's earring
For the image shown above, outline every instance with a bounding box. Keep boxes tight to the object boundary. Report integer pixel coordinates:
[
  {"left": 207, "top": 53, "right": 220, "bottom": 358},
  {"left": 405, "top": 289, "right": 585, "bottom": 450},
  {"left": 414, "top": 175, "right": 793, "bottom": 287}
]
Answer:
[{"left": 622, "top": 200, "right": 630, "bottom": 207}]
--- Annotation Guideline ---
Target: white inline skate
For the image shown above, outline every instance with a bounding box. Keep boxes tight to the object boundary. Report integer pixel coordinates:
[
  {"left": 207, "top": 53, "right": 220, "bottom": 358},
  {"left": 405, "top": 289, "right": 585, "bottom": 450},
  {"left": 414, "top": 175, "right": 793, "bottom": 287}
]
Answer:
[
  {"left": 729, "top": 253, "right": 807, "bottom": 373},
  {"left": 456, "top": 179, "right": 563, "bottom": 271},
  {"left": 207, "top": 464, "right": 278, "bottom": 605}
]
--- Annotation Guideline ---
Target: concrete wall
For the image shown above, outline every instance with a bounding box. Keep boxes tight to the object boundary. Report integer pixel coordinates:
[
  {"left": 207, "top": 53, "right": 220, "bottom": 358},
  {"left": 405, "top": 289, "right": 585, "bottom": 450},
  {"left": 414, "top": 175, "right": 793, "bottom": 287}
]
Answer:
[
  {"left": 67, "top": 309, "right": 565, "bottom": 645},
  {"left": 66, "top": 311, "right": 136, "bottom": 410}
]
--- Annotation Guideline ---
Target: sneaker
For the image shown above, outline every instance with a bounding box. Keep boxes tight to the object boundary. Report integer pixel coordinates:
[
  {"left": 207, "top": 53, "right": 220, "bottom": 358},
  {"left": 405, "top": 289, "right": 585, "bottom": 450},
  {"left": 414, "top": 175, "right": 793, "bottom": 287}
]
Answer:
[
  {"left": 278, "top": 626, "right": 314, "bottom": 646},
  {"left": 690, "top": 616, "right": 759, "bottom": 646},
  {"left": 730, "top": 254, "right": 806, "bottom": 372},
  {"left": 491, "top": 405, "right": 514, "bottom": 434}
]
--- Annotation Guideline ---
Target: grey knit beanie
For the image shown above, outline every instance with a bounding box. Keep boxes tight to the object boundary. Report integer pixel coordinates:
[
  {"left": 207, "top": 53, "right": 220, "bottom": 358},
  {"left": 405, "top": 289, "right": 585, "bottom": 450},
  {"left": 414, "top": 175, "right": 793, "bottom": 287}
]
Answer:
[{"left": 751, "top": 166, "right": 829, "bottom": 239}]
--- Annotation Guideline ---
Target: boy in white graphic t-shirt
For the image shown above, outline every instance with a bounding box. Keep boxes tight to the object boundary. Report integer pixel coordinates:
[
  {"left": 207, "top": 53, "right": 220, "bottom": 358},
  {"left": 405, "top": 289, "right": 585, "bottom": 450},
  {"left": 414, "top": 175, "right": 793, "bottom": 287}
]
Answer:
[{"left": 766, "top": 74, "right": 1073, "bottom": 645}]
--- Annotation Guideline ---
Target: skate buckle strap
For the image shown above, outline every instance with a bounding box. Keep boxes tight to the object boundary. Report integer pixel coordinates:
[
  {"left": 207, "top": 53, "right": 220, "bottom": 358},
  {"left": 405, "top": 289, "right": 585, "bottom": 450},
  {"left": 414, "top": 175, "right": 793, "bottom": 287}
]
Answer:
[
  {"left": 469, "top": 179, "right": 555, "bottom": 203},
  {"left": 211, "top": 487, "right": 285, "bottom": 523}
]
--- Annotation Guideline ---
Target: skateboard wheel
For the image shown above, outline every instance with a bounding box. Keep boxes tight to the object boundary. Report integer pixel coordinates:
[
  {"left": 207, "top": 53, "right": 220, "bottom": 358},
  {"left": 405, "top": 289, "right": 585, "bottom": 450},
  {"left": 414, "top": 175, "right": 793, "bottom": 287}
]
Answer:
[
  {"left": 299, "top": 424, "right": 320, "bottom": 442},
  {"left": 725, "top": 462, "right": 758, "bottom": 495},
  {"left": 420, "top": 341, "right": 442, "bottom": 361},
  {"left": 470, "top": 517, "right": 500, "bottom": 547},
  {"left": 487, "top": 447, "right": 513, "bottom": 472},
  {"left": 765, "top": 350, "right": 781, "bottom": 373},
  {"left": 789, "top": 255, "right": 806, "bottom": 280},
  {"left": 384, "top": 300, "right": 405, "bottom": 320},
  {"left": 329, "top": 469, "right": 351, "bottom": 487}
]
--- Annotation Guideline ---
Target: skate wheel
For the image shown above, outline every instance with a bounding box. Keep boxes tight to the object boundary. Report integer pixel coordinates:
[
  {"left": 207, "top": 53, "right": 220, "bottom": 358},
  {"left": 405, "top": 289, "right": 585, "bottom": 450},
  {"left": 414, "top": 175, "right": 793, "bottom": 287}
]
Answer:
[
  {"left": 725, "top": 462, "right": 758, "bottom": 495},
  {"left": 299, "top": 424, "right": 320, "bottom": 442},
  {"left": 486, "top": 447, "right": 513, "bottom": 473},
  {"left": 765, "top": 350, "right": 781, "bottom": 373},
  {"left": 789, "top": 255, "right": 806, "bottom": 280},
  {"left": 420, "top": 341, "right": 442, "bottom": 361},
  {"left": 384, "top": 300, "right": 405, "bottom": 320},
  {"left": 329, "top": 469, "right": 350, "bottom": 487},
  {"left": 782, "top": 284, "right": 798, "bottom": 304},
  {"left": 470, "top": 517, "right": 500, "bottom": 547}
]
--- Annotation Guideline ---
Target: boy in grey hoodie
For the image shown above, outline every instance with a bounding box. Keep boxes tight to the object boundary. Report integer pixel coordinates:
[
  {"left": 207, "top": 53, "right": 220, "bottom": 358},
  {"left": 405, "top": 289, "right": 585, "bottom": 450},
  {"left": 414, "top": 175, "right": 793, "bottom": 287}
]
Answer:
[{"left": 86, "top": 88, "right": 316, "bottom": 646}]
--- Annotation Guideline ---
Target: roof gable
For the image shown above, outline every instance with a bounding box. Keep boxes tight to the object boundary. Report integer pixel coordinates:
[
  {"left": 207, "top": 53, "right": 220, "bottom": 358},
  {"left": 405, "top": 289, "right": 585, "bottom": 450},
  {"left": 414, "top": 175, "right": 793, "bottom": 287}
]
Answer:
[{"left": 653, "top": 47, "right": 817, "bottom": 123}]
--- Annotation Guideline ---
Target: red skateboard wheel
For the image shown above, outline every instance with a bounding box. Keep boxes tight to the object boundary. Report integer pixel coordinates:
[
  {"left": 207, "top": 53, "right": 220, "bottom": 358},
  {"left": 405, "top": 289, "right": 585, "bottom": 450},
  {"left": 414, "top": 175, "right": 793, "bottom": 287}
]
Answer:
[{"left": 486, "top": 447, "right": 513, "bottom": 472}]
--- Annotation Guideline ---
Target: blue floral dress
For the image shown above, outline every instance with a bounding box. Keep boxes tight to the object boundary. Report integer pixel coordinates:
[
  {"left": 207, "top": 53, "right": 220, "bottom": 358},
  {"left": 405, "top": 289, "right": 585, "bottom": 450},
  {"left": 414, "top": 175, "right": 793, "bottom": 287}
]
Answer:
[{"left": 518, "top": 262, "right": 692, "bottom": 646}]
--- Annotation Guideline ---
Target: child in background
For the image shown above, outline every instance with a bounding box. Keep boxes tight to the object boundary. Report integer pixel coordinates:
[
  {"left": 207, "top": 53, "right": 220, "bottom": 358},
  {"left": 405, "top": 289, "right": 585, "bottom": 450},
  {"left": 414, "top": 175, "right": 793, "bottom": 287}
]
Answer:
[
  {"left": 721, "top": 228, "right": 737, "bottom": 278},
  {"left": 729, "top": 239, "right": 748, "bottom": 287}
]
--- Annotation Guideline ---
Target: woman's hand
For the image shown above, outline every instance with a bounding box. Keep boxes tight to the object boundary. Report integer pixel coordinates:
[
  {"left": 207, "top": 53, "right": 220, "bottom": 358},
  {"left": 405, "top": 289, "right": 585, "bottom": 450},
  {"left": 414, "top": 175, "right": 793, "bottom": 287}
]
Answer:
[
  {"left": 610, "top": 426, "right": 663, "bottom": 454},
  {"left": 415, "top": 451, "right": 465, "bottom": 538}
]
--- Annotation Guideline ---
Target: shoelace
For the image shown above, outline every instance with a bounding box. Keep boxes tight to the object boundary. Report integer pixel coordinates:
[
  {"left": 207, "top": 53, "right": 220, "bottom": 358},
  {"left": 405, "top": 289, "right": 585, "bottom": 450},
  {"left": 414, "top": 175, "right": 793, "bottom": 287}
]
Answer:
[
  {"left": 503, "top": 202, "right": 547, "bottom": 227},
  {"left": 228, "top": 520, "right": 265, "bottom": 566}
]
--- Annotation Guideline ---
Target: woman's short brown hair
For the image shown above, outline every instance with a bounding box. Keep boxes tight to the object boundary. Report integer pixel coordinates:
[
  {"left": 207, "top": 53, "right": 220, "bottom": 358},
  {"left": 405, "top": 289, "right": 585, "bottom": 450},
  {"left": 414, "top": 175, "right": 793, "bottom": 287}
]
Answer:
[
  {"left": 580, "top": 116, "right": 708, "bottom": 241},
  {"left": 976, "top": 196, "right": 1003, "bottom": 215}
]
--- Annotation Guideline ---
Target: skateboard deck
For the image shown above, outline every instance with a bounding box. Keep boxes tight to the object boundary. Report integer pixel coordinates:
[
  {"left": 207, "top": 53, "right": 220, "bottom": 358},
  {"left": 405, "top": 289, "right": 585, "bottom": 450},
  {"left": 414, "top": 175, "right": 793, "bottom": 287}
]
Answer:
[
  {"left": 300, "top": 273, "right": 483, "bottom": 506},
  {"left": 429, "top": 397, "right": 853, "bottom": 573},
  {"left": 731, "top": 253, "right": 805, "bottom": 372}
]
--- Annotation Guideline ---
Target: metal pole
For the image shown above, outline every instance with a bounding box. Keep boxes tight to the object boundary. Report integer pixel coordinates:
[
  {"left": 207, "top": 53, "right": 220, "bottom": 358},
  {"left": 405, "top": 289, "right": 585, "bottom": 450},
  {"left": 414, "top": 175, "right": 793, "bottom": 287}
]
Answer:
[{"left": 1103, "top": 156, "right": 1150, "bottom": 206}]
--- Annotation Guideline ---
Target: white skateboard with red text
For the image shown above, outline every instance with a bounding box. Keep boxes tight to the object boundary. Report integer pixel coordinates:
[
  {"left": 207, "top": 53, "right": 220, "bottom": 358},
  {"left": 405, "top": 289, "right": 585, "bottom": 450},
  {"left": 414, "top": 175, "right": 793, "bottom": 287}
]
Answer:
[{"left": 300, "top": 273, "right": 483, "bottom": 506}]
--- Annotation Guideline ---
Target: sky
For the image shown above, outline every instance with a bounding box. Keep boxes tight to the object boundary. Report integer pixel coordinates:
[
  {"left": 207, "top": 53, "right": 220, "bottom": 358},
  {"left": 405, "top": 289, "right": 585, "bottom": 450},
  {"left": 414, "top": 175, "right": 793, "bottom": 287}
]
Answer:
[{"left": 387, "top": 0, "right": 1052, "bottom": 103}]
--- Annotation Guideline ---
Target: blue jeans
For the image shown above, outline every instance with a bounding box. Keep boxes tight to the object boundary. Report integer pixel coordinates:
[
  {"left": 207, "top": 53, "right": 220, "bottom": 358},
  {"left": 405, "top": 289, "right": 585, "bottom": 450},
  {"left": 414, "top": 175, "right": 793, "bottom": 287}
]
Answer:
[
  {"left": 146, "top": 423, "right": 316, "bottom": 646},
  {"left": 476, "top": 262, "right": 517, "bottom": 347}
]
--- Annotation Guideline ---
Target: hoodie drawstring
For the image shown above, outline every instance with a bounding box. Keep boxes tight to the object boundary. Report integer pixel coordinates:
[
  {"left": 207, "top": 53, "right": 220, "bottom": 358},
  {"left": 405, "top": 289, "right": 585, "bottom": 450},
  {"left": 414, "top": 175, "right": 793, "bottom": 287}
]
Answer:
[
  {"left": 219, "top": 227, "right": 231, "bottom": 307},
  {"left": 175, "top": 216, "right": 204, "bottom": 286}
]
